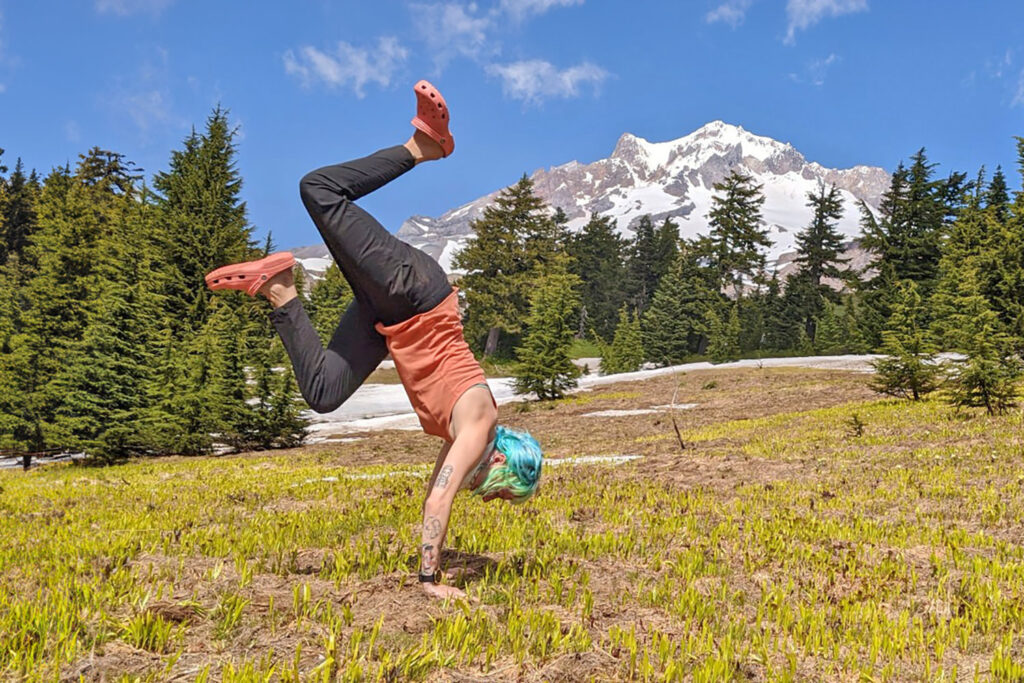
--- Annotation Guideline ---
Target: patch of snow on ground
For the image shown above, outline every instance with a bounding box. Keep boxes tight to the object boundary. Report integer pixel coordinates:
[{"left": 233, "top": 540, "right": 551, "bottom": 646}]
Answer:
[
  {"left": 547, "top": 455, "right": 643, "bottom": 467},
  {"left": 302, "top": 355, "right": 880, "bottom": 441},
  {"left": 582, "top": 409, "right": 661, "bottom": 417}
]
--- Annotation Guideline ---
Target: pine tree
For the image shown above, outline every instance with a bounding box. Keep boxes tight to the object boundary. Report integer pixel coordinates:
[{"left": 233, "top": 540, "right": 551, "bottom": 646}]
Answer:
[
  {"left": 242, "top": 333, "right": 308, "bottom": 450},
  {"left": 813, "top": 301, "right": 845, "bottom": 355},
  {"left": 791, "top": 183, "right": 847, "bottom": 339},
  {"left": 707, "top": 170, "right": 768, "bottom": 296},
  {"left": 567, "top": 213, "right": 628, "bottom": 340},
  {"left": 944, "top": 274, "right": 1022, "bottom": 414},
  {"left": 513, "top": 268, "right": 582, "bottom": 400},
  {"left": 987, "top": 166, "right": 1010, "bottom": 222},
  {"left": 871, "top": 281, "right": 940, "bottom": 400},
  {"left": 859, "top": 150, "right": 965, "bottom": 345},
  {"left": 307, "top": 263, "right": 353, "bottom": 344},
  {"left": 14, "top": 152, "right": 146, "bottom": 450},
  {"left": 455, "top": 175, "right": 551, "bottom": 357},
  {"left": 153, "top": 107, "right": 256, "bottom": 334},
  {"left": 49, "top": 283, "right": 158, "bottom": 459},
  {"left": 642, "top": 243, "right": 716, "bottom": 364},
  {"left": 598, "top": 306, "right": 643, "bottom": 375},
  {"left": 0, "top": 158, "right": 41, "bottom": 267},
  {"left": 707, "top": 304, "right": 741, "bottom": 363}
]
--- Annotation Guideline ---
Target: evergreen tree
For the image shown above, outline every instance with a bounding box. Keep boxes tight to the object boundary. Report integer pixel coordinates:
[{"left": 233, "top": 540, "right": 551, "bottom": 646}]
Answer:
[
  {"left": 642, "top": 243, "right": 716, "bottom": 365},
  {"left": 859, "top": 150, "right": 965, "bottom": 344},
  {"left": 791, "top": 183, "right": 847, "bottom": 339},
  {"left": 15, "top": 152, "right": 144, "bottom": 449},
  {"left": 625, "top": 215, "right": 660, "bottom": 314},
  {"left": 944, "top": 274, "right": 1022, "bottom": 415},
  {"left": 0, "top": 158, "right": 41, "bottom": 266},
  {"left": 655, "top": 218, "right": 680, "bottom": 279},
  {"left": 49, "top": 283, "right": 158, "bottom": 459},
  {"left": 598, "top": 305, "right": 643, "bottom": 375},
  {"left": 707, "top": 304, "right": 741, "bottom": 363},
  {"left": 870, "top": 282, "right": 940, "bottom": 400},
  {"left": 707, "top": 170, "right": 768, "bottom": 296},
  {"left": 513, "top": 268, "right": 581, "bottom": 399},
  {"left": 813, "top": 301, "right": 846, "bottom": 355},
  {"left": 987, "top": 166, "right": 1010, "bottom": 222},
  {"left": 307, "top": 263, "right": 353, "bottom": 344},
  {"left": 567, "top": 213, "right": 628, "bottom": 340},
  {"left": 455, "top": 175, "right": 550, "bottom": 357},
  {"left": 153, "top": 107, "right": 256, "bottom": 333},
  {"left": 242, "top": 334, "right": 308, "bottom": 450}
]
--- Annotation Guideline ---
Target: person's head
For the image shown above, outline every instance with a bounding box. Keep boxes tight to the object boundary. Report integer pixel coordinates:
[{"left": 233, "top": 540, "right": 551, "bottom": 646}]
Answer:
[{"left": 473, "top": 425, "right": 542, "bottom": 504}]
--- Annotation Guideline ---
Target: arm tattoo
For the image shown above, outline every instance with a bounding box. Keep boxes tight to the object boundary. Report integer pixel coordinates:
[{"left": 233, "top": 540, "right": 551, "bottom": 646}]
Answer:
[
  {"left": 434, "top": 465, "right": 453, "bottom": 489},
  {"left": 421, "top": 544, "right": 438, "bottom": 574},
  {"left": 424, "top": 516, "right": 442, "bottom": 539}
]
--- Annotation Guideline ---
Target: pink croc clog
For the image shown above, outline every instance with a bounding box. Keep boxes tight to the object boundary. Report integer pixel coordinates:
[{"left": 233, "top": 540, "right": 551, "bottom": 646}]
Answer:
[
  {"left": 411, "top": 80, "right": 455, "bottom": 158},
  {"left": 205, "top": 252, "right": 296, "bottom": 297}
]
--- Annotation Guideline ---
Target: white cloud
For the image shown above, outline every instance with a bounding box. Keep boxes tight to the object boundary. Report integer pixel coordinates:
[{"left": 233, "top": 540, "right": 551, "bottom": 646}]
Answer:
[
  {"left": 65, "top": 120, "right": 81, "bottom": 142},
  {"left": 409, "top": 3, "right": 493, "bottom": 70},
  {"left": 1013, "top": 69, "right": 1024, "bottom": 108},
  {"left": 706, "top": 0, "right": 754, "bottom": 28},
  {"left": 95, "top": 0, "right": 175, "bottom": 16},
  {"left": 784, "top": 0, "right": 867, "bottom": 44},
  {"left": 103, "top": 47, "right": 186, "bottom": 137},
  {"left": 486, "top": 59, "right": 608, "bottom": 104},
  {"left": 499, "top": 0, "right": 584, "bottom": 21},
  {"left": 0, "top": 83, "right": 6, "bottom": 94},
  {"left": 807, "top": 52, "right": 838, "bottom": 85},
  {"left": 283, "top": 37, "right": 408, "bottom": 97},
  {"left": 986, "top": 49, "right": 1013, "bottom": 79},
  {"left": 118, "top": 89, "right": 177, "bottom": 133}
]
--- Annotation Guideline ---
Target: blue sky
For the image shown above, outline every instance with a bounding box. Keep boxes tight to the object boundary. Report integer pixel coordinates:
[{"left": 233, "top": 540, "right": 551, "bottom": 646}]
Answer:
[{"left": 1, "top": 1, "right": 1023, "bottom": 248}]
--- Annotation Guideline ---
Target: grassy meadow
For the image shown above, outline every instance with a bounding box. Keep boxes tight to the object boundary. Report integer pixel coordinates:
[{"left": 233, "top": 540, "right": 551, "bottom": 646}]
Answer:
[{"left": 2, "top": 367, "right": 1024, "bottom": 681}]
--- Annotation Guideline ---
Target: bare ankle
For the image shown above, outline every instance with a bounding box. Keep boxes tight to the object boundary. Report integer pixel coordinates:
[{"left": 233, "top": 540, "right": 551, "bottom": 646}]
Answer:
[
  {"left": 259, "top": 269, "right": 298, "bottom": 308},
  {"left": 404, "top": 131, "right": 444, "bottom": 164}
]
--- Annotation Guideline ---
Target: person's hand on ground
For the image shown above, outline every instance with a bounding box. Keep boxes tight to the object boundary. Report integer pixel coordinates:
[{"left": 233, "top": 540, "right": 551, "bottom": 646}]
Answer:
[{"left": 421, "top": 582, "right": 466, "bottom": 600}]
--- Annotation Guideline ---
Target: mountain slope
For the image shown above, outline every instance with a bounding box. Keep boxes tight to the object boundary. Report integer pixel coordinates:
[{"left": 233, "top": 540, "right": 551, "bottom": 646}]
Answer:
[{"left": 297, "top": 121, "right": 890, "bottom": 277}]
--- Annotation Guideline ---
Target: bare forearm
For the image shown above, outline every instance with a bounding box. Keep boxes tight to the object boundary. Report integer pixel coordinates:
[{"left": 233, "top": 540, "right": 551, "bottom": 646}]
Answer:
[{"left": 419, "top": 501, "right": 451, "bottom": 576}]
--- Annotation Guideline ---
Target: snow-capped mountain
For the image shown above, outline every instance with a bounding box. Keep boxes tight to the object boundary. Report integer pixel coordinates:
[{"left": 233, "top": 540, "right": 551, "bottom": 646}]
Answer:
[{"left": 296, "top": 121, "right": 891, "bottom": 278}]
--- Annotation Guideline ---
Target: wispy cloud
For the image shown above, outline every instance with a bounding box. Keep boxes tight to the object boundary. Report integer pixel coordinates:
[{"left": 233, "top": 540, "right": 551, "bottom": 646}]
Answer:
[
  {"left": 409, "top": 3, "right": 493, "bottom": 71},
  {"left": 94, "top": 0, "right": 176, "bottom": 16},
  {"left": 789, "top": 52, "right": 839, "bottom": 85},
  {"left": 784, "top": 0, "right": 867, "bottom": 44},
  {"left": 706, "top": 0, "right": 755, "bottom": 28},
  {"left": 486, "top": 59, "right": 608, "bottom": 105},
  {"left": 499, "top": 0, "right": 584, "bottom": 21},
  {"left": 103, "top": 47, "right": 186, "bottom": 138},
  {"left": 1013, "top": 69, "right": 1024, "bottom": 108},
  {"left": 283, "top": 37, "right": 408, "bottom": 97},
  {"left": 65, "top": 120, "right": 81, "bottom": 142},
  {"left": 986, "top": 49, "right": 1013, "bottom": 79}
]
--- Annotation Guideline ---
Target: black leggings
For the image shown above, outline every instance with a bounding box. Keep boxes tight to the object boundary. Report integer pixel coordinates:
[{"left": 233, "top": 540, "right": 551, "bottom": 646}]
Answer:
[{"left": 269, "top": 146, "right": 452, "bottom": 413}]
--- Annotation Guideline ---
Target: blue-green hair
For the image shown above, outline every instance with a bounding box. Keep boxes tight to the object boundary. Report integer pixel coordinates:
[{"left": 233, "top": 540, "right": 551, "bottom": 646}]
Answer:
[{"left": 472, "top": 425, "right": 543, "bottom": 504}]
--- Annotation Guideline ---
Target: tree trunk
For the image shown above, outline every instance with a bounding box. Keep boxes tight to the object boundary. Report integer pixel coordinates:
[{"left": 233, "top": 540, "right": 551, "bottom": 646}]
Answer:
[{"left": 484, "top": 326, "right": 500, "bottom": 357}]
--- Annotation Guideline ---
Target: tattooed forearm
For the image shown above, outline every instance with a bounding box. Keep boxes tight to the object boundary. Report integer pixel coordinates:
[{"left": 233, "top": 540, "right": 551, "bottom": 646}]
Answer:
[
  {"left": 423, "top": 516, "right": 442, "bottom": 539},
  {"left": 421, "top": 543, "right": 438, "bottom": 574},
  {"left": 434, "top": 465, "right": 453, "bottom": 489}
]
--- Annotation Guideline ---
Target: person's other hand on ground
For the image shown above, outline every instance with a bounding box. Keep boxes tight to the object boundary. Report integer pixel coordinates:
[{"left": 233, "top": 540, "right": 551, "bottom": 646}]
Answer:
[{"left": 421, "top": 582, "right": 466, "bottom": 600}]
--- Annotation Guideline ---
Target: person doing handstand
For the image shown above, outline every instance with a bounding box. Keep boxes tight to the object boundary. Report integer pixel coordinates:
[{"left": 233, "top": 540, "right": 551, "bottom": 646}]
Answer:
[{"left": 204, "top": 81, "right": 542, "bottom": 600}]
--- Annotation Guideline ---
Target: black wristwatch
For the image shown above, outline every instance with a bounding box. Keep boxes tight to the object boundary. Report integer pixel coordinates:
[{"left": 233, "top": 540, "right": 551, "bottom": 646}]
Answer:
[{"left": 418, "top": 571, "right": 437, "bottom": 584}]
